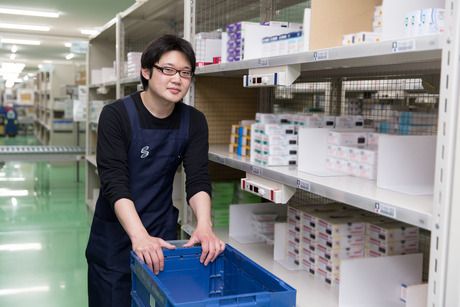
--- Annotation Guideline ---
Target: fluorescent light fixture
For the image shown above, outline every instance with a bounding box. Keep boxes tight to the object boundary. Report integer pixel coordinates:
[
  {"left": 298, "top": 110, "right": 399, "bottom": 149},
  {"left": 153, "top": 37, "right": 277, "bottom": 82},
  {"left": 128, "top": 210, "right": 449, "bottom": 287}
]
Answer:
[
  {"left": 0, "top": 177, "right": 25, "bottom": 182},
  {"left": 65, "top": 53, "right": 75, "bottom": 60},
  {"left": 1, "top": 38, "right": 41, "bottom": 45},
  {"left": 0, "top": 7, "right": 60, "bottom": 18},
  {"left": 9, "top": 54, "right": 16, "bottom": 60},
  {"left": 80, "top": 28, "right": 99, "bottom": 36},
  {"left": 0, "top": 243, "right": 42, "bottom": 252},
  {"left": 0, "top": 285, "right": 49, "bottom": 296},
  {"left": 43, "top": 60, "right": 53, "bottom": 64},
  {"left": 64, "top": 42, "right": 71, "bottom": 48},
  {"left": 0, "top": 23, "right": 50, "bottom": 32},
  {"left": 11, "top": 45, "right": 18, "bottom": 53},
  {"left": 11, "top": 197, "right": 17, "bottom": 207},
  {"left": 0, "top": 188, "right": 29, "bottom": 197}
]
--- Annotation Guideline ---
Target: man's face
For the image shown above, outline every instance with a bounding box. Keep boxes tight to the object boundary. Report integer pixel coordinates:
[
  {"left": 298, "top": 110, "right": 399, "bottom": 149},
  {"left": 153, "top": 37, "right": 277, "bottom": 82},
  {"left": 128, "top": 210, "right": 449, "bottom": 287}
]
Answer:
[{"left": 142, "top": 50, "right": 192, "bottom": 105}]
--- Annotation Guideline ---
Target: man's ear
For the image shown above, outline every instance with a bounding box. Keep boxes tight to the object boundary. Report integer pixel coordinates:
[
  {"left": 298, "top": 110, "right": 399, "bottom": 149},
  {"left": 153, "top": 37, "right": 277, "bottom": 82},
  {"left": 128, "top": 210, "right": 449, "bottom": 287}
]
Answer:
[{"left": 141, "top": 68, "right": 151, "bottom": 80}]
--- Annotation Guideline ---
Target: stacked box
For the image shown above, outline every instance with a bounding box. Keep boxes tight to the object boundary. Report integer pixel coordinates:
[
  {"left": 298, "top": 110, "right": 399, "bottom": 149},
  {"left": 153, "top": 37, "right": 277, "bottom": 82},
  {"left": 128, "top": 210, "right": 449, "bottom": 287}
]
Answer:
[
  {"left": 211, "top": 181, "right": 235, "bottom": 228},
  {"left": 365, "top": 221, "right": 420, "bottom": 257},
  {"left": 251, "top": 212, "right": 279, "bottom": 245},
  {"left": 229, "top": 124, "right": 251, "bottom": 156},
  {"left": 251, "top": 123, "right": 297, "bottom": 166},
  {"left": 326, "top": 131, "right": 379, "bottom": 180},
  {"left": 225, "top": 22, "right": 300, "bottom": 62},
  {"left": 195, "top": 32, "right": 221, "bottom": 65},
  {"left": 90, "top": 100, "right": 110, "bottom": 124},
  {"left": 126, "top": 52, "right": 142, "bottom": 78},
  {"left": 314, "top": 214, "right": 366, "bottom": 286},
  {"left": 404, "top": 8, "right": 445, "bottom": 37},
  {"left": 342, "top": 6, "right": 382, "bottom": 46}
]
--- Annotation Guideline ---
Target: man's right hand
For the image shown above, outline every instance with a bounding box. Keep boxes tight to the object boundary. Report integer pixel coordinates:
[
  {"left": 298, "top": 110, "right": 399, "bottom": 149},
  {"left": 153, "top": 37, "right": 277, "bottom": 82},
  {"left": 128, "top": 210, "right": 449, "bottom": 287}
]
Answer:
[{"left": 132, "top": 235, "right": 176, "bottom": 274}]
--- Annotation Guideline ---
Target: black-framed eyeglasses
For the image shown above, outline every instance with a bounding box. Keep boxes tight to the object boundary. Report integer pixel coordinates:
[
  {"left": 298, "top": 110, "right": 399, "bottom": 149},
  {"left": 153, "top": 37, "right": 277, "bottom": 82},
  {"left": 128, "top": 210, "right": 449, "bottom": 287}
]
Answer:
[{"left": 153, "top": 64, "right": 194, "bottom": 78}]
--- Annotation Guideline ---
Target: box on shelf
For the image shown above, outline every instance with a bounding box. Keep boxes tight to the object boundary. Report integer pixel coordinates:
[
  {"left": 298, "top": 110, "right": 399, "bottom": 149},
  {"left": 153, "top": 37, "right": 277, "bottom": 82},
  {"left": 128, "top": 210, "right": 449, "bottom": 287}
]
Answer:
[{"left": 131, "top": 245, "right": 296, "bottom": 307}]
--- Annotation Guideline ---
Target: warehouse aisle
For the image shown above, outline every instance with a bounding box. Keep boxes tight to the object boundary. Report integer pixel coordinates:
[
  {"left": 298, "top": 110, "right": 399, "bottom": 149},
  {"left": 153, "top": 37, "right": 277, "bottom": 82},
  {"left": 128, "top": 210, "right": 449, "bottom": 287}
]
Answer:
[{"left": 0, "top": 136, "right": 90, "bottom": 307}]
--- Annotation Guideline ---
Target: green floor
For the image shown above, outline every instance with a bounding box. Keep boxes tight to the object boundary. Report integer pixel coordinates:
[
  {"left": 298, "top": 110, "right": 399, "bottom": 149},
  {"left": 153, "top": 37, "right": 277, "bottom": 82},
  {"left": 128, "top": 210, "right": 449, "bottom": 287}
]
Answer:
[{"left": 0, "top": 136, "right": 90, "bottom": 307}]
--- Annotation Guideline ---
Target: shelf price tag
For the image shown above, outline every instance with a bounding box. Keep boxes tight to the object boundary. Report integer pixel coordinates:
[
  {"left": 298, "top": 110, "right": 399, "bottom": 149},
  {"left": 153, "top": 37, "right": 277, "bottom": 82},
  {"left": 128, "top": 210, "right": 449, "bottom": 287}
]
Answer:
[
  {"left": 374, "top": 202, "right": 396, "bottom": 218},
  {"left": 250, "top": 165, "right": 262, "bottom": 176},
  {"left": 391, "top": 40, "right": 416, "bottom": 53},
  {"left": 313, "top": 50, "right": 329, "bottom": 61},
  {"left": 258, "top": 58, "right": 269, "bottom": 66},
  {"left": 296, "top": 179, "right": 311, "bottom": 192}
]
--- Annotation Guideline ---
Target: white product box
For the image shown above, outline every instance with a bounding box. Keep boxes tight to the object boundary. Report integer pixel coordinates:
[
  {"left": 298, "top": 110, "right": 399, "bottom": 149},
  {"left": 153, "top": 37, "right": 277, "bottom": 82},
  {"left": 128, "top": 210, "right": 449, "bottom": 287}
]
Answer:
[
  {"left": 335, "top": 116, "right": 365, "bottom": 129},
  {"left": 333, "top": 146, "right": 350, "bottom": 160},
  {"left": 287, "top": 31, "right": 304, "bottom": 54},
  {"left": 325, "top": 157, "right": 348, "bottom": 173},
  {"left": 288, "top": 228, "right": 301, "bottom": 243},
  {"left": 303, "top": 8, "right": 311, "bottom": 52},
  {"left": 342, "top": 33, "right": 355, "bottom": 46},
  {"left": 351, "top": 162, "right": 377, "bottom": 180},
  {"left": 374, "top": 5, "right": 383, "bottom": 17},
  {"left": 366, "top": 237, "right": 419, "bottom": 255},
  {"left": 301, "top": 236, "right": 316, "bottom": 253},
  {"left": 101, "top": 67, "right": 115, "bottom": 83},
  {"left": 367, "top": 132, "right": 381, "bottom": 146},
  {"left": 348, "top": 147, "right": 378, "bottom": 165},
  {"left": 317, "top": 232, "right": 365, "bottom": 250},
  {"left": 301, "top": 258, "right": 315, "bottom": 275},
  {"left": 293, "top": 114, "right": 322, "bottom": 127},
  {"left": 316, "top": 255, "right": 341, "bottom": 276},
  {"left": 252, "top": 123, "right": 296, "bottom": 135},
  {"left": 316, "top": 269, "right": 340, "bottom": 287},
  {"left": 424, "top": 8, "right": 445, "bottom": 34},
  {"left": 354, "top": 32, "right": 381, "bottom": 44},
  {"left": 322, "top": 116, "right": 336, "bottom": 128},
  {"left": 316, "top": 243, "right": 364, "bottom": 261},
  {"left": 301, "top": 224, "right": 316, "bottom": 241},
  {"left": 253, "top": 143, "right": 297, "bottom": 156},
  {"left": 367, "top": 221, "right": 420, "bottom": 241},
  {"left": 256, "top": 113, "right": 279, "bottom": 123},
  {"left": 276, "top": 113, "right": 296, "bottom": 124},
  {"left": 327, "top": 131, "right": 368, "bottom": 146},
  {"left": 317, "top": 214, "right": 366, "bottom": 237}
]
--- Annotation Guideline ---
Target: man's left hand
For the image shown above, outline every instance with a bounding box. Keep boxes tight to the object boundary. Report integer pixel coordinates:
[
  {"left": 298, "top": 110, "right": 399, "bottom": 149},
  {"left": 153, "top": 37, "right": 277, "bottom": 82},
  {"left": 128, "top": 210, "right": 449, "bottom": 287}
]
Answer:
[{"left": 183, "top": 224, "right": 225, "bottom": 265}]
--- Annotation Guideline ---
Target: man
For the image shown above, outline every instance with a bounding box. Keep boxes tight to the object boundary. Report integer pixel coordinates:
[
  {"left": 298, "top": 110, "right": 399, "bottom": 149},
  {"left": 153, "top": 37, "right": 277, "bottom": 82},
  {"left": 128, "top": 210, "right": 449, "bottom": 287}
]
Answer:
[{"left": 86, "top": 35, "right": 224, "bottom": 307}]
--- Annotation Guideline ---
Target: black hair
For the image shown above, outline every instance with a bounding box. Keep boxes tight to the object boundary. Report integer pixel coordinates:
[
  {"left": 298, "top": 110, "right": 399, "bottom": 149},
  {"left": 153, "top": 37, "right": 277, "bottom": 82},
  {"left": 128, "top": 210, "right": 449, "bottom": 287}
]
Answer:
[{"left": 140, "top": 34, "right": 196, "bottom": 90}]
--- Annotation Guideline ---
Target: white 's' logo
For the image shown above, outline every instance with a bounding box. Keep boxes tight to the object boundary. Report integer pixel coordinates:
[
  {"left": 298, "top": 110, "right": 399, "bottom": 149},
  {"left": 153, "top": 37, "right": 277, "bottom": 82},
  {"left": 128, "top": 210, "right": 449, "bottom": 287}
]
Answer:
[{"left": 140, "top": 146, "right": 150, "bottom": 159}]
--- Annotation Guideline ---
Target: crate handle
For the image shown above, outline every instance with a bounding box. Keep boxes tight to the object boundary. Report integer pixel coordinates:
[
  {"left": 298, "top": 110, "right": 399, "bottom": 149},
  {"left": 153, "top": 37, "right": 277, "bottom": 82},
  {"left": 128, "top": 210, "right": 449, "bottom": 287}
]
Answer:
[{"left": 217, "top": 294, "right": 270, "bottom": 306}]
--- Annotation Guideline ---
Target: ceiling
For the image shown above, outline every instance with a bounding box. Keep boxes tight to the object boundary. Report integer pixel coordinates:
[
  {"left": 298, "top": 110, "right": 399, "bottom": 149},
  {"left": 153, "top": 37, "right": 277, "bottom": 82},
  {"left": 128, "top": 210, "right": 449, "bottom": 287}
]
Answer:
[{"left": 0, "top": 0, "right": 135, "bottom": 75}]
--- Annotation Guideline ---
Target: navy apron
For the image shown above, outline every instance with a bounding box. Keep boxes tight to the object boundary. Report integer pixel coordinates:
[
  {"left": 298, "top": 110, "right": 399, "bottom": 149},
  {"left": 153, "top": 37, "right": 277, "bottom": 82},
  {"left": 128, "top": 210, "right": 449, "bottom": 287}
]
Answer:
[{"left": 86, "top": 95, "right": 190, "bottom": 307}]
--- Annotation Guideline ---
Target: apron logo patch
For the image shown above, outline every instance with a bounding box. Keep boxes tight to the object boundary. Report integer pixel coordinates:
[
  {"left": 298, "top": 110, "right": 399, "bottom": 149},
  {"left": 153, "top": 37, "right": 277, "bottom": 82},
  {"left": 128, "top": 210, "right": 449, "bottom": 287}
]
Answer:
[{"left": 140, "top": 146, "right": 150, "bottom": 159}]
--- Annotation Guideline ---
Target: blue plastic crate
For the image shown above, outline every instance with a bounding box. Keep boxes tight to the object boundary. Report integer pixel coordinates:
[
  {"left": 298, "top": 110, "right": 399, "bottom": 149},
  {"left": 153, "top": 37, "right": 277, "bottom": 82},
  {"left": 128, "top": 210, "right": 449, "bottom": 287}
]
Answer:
[{"left": 131, "top": 244, "right": 296, "bottom": 307}]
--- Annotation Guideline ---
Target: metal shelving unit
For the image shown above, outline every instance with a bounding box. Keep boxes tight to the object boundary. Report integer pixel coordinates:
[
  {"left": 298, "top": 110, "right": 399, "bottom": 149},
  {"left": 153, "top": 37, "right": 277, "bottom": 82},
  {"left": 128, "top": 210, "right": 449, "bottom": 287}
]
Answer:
[
  {"left": 209, "top": 144, "right": 432, "bottom": 230},
  {"left": 196, "top": 34, "right": 442, "bottom": 77},
  {"left": 83, "top": 0, "right": 460, "bottom": 305}
]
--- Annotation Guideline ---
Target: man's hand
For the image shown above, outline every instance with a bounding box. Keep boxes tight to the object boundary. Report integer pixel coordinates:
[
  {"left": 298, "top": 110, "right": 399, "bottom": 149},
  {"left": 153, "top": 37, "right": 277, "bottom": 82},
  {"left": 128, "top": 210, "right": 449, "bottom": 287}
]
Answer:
[
  {"left": 183, "top": 224, "right": 225, "bottom": 265},
  {"left": 132, "top": 234, "right": 176, "bottom": 274}
]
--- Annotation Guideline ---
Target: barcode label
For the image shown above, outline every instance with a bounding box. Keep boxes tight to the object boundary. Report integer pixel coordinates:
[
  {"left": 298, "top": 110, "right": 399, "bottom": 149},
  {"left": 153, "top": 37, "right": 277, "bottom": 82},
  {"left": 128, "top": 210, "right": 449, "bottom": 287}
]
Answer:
[
  {"left": 374, "top": 202, "right": 396, "bottom": 218},
  {"left": 391, "top": 40, "right": 416, "bottom": 53},
  {"left": 258, "top": 58, "right": 269, "bottom": 66},
  {"left": 313, "top": 50, "right": 329, "bottom": 61},
  {"left": 297, "top": 179, "right": 311, "bottom": 192},
  {"left": 250, "top": 166, "right": 262, "bottom": 176}
]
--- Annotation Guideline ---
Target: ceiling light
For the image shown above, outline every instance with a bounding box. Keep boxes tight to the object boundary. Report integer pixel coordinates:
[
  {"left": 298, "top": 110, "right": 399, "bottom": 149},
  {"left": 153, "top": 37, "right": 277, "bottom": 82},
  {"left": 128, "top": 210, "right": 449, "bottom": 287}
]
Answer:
[
  {"left": 0, "top": 285, "right": 49, "bottom": 296},
  {"left": 0, "top": 188, "right": 29, "bottom": 197},
  {"left": 11, "top": 45, "right": 18, "bottom": 53},
  {"left": 0, "top": 7, "right": 60, "bottom": 18},
  {"left": 1, "top": 38, "right": 41, "bottom": 45},
  {"left": 64, "top": 42, "right": 71, "bottom": 48},
  {"left": 0, "top": 242, "right": 42, "bottom": 252},
  {"left": 0, "top": 23, "right": 50, "bottom": 32},
  {"left": 65, "top": 53, "right": 75, "bottom": 60},
  {"left": 9, "top": 54, "right": 16, "bottom": 60},
  {"left": 43, "top": 60, "right": 53, "bottom": 64},
  {"left": 80, "top": 29, "right": 99, "bottom": 36}
]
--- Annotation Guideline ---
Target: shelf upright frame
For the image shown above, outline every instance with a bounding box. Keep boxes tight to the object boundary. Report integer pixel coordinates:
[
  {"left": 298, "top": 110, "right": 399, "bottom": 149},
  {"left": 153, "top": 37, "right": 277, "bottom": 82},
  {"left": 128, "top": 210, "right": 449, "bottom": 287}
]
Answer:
[
  {"left": 429, "top": 0, "right": 460, "bottom": 306},
  {"left": 116, "top": 13, "right": 124, "bottom": 100},
  {"left": 183, "top": 0, "right": 196, "bottom": 107}
]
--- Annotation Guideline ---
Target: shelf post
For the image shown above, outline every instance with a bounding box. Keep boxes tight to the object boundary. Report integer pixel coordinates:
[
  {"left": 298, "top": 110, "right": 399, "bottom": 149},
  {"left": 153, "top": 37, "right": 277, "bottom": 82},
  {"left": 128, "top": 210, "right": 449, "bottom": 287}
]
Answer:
[{"left": 428, "top": 1, "right": 460, "bottom": 306}]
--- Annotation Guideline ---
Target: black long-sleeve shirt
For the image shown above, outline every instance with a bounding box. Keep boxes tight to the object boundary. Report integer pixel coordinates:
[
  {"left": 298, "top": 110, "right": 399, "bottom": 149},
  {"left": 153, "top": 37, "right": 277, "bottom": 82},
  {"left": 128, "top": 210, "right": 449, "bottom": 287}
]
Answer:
[{"left": 96, "top": 91, "right": 211, "bottom": 206}]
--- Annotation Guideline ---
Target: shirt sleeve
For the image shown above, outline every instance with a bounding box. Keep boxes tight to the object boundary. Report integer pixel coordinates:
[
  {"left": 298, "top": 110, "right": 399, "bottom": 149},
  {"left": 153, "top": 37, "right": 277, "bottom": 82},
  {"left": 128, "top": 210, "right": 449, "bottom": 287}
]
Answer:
[
  {"left": 183, "top": 108, "right": 212, "bottom": 203},
  {"left": 96, "top": 103, "right": 133, "bottom": 206}
]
